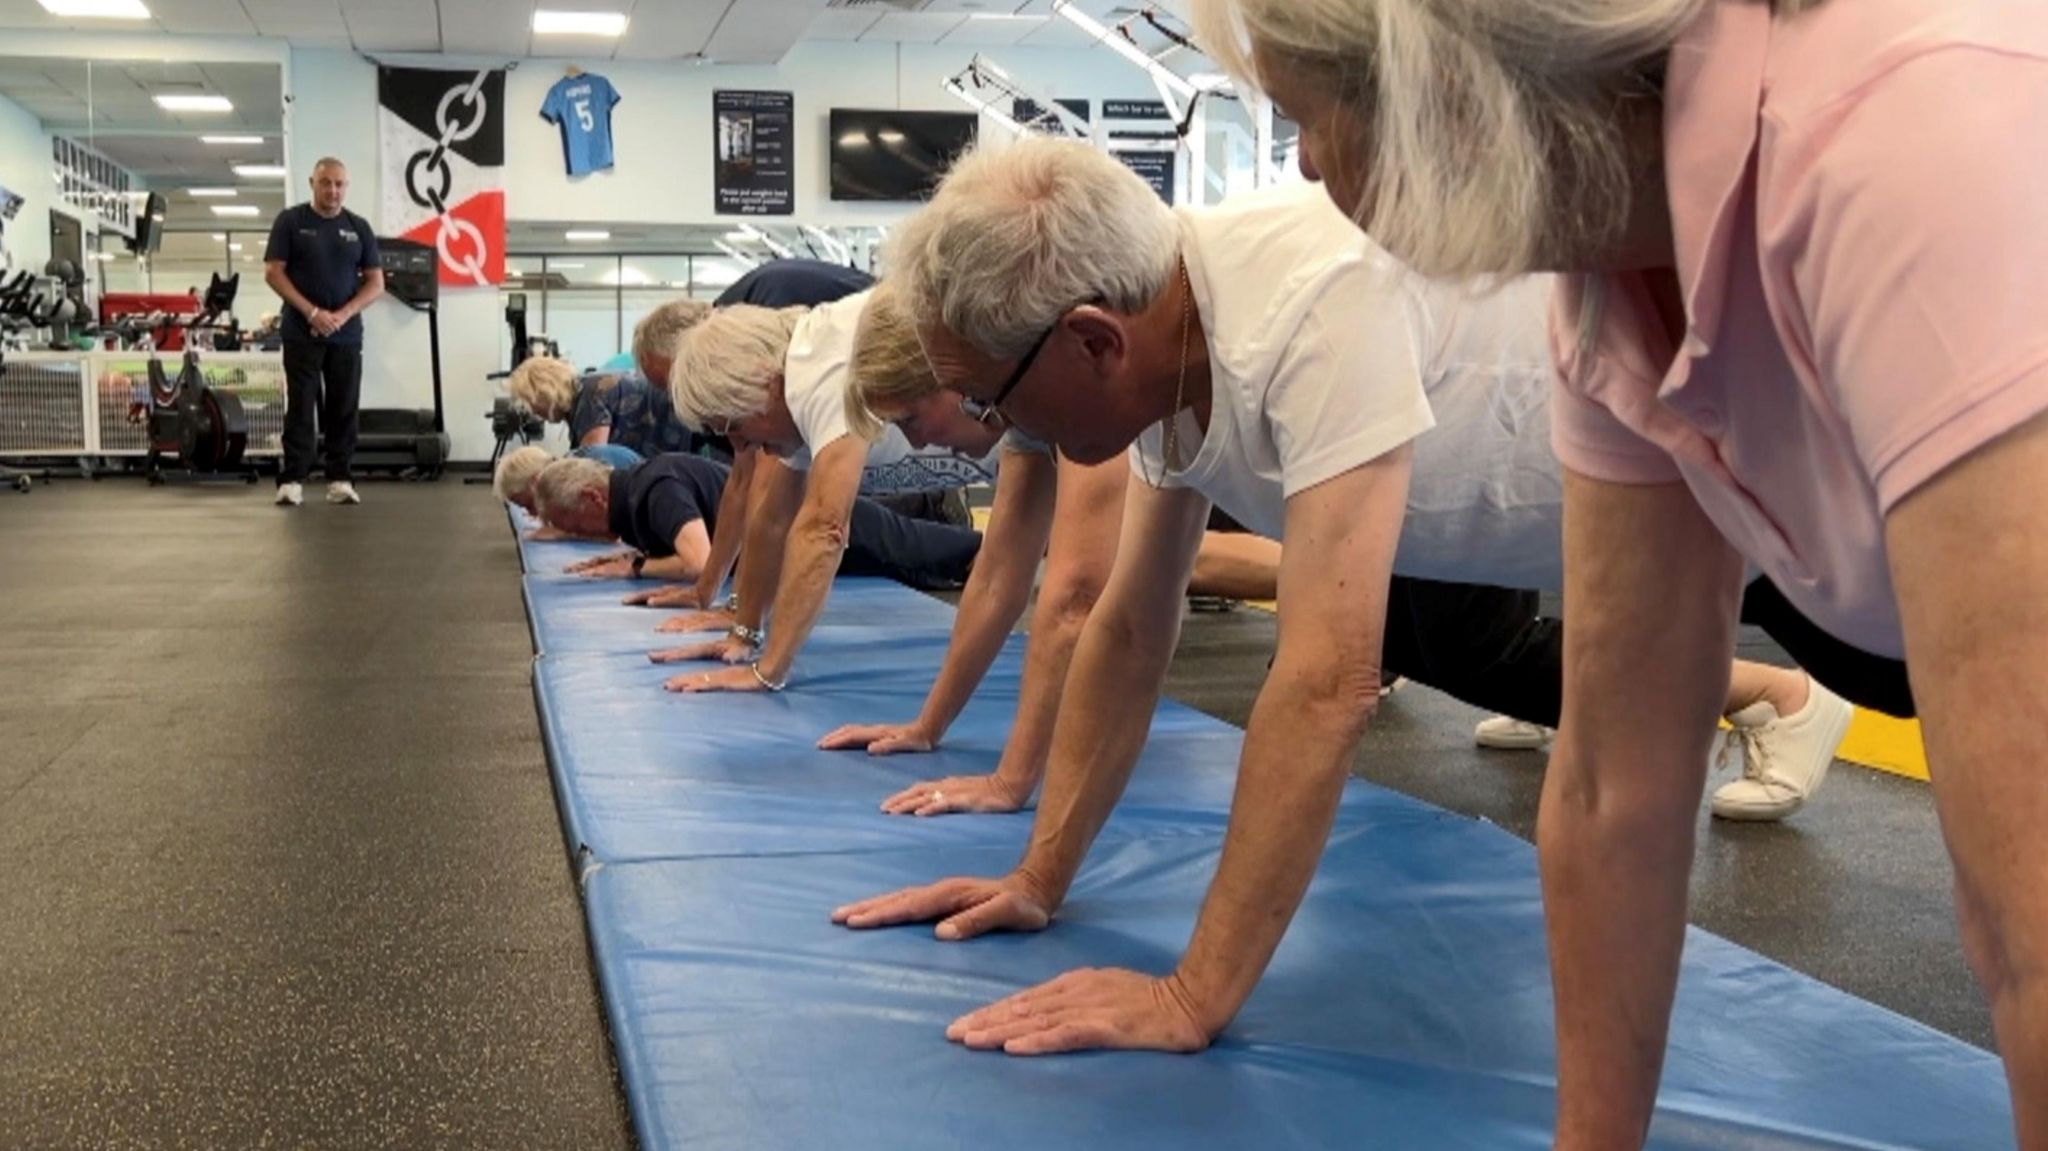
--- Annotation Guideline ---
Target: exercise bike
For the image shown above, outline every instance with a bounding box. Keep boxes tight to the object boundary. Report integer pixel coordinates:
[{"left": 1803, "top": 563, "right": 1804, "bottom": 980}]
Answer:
[{"left": 140, "top": 276, "right": 256, "bottom": 486}]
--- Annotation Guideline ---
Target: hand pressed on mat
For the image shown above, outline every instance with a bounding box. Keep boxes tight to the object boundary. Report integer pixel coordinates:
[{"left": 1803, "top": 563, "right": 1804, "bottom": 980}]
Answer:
[
  {"left": 818, "top": 720, "right": 937, "bottom": 757},
  {"left": 666, "top": 665, "right": 770, "bottom": 694},
  {"left": 879, "top": 773, "right": 1028, "bottom": 817},
  {"left": 623, "top": 585, "right": 703, "bottom": 609},
  {"left": 831, "top": 872, "right": 1051, "bottom": 941},
  {"left": 566, "top": 550, "right": 635, "bottom": 574},
  {"left": 657, "top": 608, "right": 735, "bottom": 634},
  {"left": 651, "top": 635, "right": 756, "bottom": 669},
  {"left": 947, "top": 968, "right": 1211, "bottom": 1056}
]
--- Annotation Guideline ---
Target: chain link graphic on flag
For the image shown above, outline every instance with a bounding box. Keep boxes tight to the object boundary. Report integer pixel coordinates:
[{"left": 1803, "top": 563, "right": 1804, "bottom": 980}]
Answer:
[{"left": 402, "top": 70, "right": 492, "bottom": 286}]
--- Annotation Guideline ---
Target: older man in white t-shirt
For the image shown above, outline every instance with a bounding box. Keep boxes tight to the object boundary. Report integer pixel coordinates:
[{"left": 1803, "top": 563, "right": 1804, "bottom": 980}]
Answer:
[
  {"left": 655, "top": 291, "right": 1002, "bottom": 694},
  {"left": 828, "top": 139, "right": 1859, "bottom": 1057}
]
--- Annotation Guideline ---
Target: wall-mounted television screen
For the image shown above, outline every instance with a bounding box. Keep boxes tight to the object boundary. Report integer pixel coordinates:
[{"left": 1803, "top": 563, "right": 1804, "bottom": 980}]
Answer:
[{"left": 829, "top": 109, "right": 978, "bottom": 202}]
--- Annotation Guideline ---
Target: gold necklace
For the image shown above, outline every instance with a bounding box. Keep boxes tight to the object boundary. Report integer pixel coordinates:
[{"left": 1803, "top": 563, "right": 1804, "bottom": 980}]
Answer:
[{"left": 1144, "top": 259, "right": 1193, "bottom": 490}]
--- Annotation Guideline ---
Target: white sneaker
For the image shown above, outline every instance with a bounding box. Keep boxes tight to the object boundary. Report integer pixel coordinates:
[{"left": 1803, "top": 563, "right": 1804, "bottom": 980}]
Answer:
[
  {"left": 274, "top": 482, "right": 303, "bottom": 507},
  {"left": 1711, "top": 676, "right": 1855, "bottom": 822},
  {"left": 1474, "top": 715, "right": 1554, "bottom": 750},
  {"left": 326, "top": 481, "right": 361, "bottom": 505}
]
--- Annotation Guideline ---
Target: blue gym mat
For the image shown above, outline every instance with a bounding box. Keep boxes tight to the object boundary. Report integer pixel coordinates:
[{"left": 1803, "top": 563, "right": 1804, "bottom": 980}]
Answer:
[{"left": 506, "top": 503, "right": 2016, "bottom": 1151}]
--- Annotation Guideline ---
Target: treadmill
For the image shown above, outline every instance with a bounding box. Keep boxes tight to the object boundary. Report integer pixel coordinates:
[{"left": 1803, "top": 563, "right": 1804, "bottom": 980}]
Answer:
[{"left": 337, "top": 238, "right": 452, "bottom": 478}]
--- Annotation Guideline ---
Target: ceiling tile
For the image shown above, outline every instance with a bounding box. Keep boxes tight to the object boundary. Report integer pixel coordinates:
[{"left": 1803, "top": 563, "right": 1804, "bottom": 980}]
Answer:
[
  {"left": 240, "top": 0, "right": 350, "bottom": 40},
  {"left": 939, "top": 13, "right": 1045, "bottom": 44},
  {"left": 798, "top": 8, "right": 879, "bottom": 41},
  {"left": 341, "top": 0, "right": 442, "bottom": 51},
  {"left": 701, "top": 0, "right": 826, "bottom": 64},
  {"left": 437, "top": 0, "right": 533, "bottom": 57},
  {"left": 860, "top": 10, "right": 963, "bottom": 42},
  {"left": 146, "top": 0, "right": 260, "bottom": 35},
  {"left": 604, "top": 0, "right": 730, "bottom": 62}
]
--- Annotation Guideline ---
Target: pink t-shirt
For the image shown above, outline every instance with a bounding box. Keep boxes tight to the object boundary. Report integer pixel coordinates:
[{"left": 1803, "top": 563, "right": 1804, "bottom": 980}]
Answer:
[{"left": 1551, "top": 0, "right": 2048, "bottom": 659}]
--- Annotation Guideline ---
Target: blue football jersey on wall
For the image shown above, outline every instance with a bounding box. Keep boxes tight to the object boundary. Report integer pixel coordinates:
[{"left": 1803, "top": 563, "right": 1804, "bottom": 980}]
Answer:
[{"left": 541, "top": 73, "right": 621, "bottom": 176}]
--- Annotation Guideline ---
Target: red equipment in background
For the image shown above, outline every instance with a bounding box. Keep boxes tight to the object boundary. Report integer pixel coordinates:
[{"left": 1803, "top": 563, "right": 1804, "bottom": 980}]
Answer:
[{"left": 100, "top": 291, "right": 201, "bottom": 350}]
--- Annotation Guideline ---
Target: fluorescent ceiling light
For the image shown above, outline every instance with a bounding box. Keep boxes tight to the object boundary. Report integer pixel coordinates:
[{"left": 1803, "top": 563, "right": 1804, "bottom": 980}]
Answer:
[
  {"left": 232, "top": 164, "right": 286, "bottom": 179},
  {"left": 38, "top": 0, "right": 150, "bottom": 18},
  {"left": 533, "top": 9, "right": 627, "bottom": 36},
  {"left": 228, "top": 243, "right": 243, "bottom": 251},
  {"left": 547, "top": 262, "right": 585, "bottom": 269},
  {"left": 90, "top": 251, "right": 117, "bottom": 261},
  {"left": 564, "top": 229, "right": 610, "bottom": 241},
  {"left": 723, "top": 230, "right": 752, "bottom": 242},
  {"left": 210, "top": 204, "right": 260, "bottom": 217},
  {"left": 210, "top": 232, "right": 225, "bottom": 240},
  {"left": 187, "top": 187, "right": 236, "bottom": 197},
  {"left": 200, "top": 135, "right": 262, "bottom": 145},
  {"left": 154, "top": 93, "right": 233, "bottom": 113}
]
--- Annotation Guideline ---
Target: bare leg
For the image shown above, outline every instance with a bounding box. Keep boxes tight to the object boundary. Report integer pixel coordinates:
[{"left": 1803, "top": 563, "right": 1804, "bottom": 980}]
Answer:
[
  {"left": 1724, "top": 659, "right": 1810, "bottom": 718},
  {"left": 1188, "top": 532, "right": 1281, "bottom": 601}
]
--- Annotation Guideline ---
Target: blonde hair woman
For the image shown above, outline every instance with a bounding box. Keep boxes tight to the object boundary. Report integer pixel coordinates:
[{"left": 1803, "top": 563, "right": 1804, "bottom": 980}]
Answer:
[
  {"left": 1193, "top": 0, "right": 2048, "bottom": 1144},
  {"left": 505, "top": 355, "right": 697, "bottom": 466}
]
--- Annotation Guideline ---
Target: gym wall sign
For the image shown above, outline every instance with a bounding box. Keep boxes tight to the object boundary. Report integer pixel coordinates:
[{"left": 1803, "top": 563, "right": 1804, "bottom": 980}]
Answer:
[{"left": 378, "top": 66, "right": 508, "bottom": 288}]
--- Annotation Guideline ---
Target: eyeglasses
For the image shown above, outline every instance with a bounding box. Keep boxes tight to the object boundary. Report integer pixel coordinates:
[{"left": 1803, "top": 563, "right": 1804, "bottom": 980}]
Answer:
[{"left": 958, "top": 312, "right": 1064, "bottom": 425}]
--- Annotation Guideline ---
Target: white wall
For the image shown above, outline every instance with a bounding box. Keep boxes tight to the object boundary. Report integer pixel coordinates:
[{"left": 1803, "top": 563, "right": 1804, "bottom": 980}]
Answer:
[
  {"left": 286, "top": 40, "right": 1162, "bottom": 462},
  {"left": 0, "top": 89, "right": 51, "bottom": 273},
  {"left": 499, "top": 41, "right": 1158, "bottom": 227}
]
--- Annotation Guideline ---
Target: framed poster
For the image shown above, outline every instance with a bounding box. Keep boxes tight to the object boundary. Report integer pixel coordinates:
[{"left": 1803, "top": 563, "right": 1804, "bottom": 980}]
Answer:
[
  {"left": 714, "top": 89, "right": 794, "bottom": 216},
  {"left": 1115, "top": 151, "right": 1175, "bottom": 203}
]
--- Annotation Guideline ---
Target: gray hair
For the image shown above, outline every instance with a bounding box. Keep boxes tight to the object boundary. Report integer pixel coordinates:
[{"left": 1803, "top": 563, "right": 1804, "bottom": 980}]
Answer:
[
  {"left": 532, "top": 456, "right": 610, "bottom": 526},
  {"left": 492, "top": 443, "right": 554, "bottom": 503},
  {"left": 888, "top": 136, "right": 1180, "bottom": 359},
  {"left": 632, "top": 298, "right": 714, "bottom": 370},
  {"left": 507, "top": 356, "right": 578, "bottom": 420},
  {"left": 1188, "top": 0, "right": 1723, "bottom": 275},
  {"left": 667, "top": 304, "right": 805, "bottom": 428}
]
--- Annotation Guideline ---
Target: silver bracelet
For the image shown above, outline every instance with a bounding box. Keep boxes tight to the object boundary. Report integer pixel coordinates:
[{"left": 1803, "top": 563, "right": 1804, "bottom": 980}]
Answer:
[
  {"left": 748, "top": 661, "right": 787, "bottom": 692},
  {"left": 730, "top": 622, "right": 765, "bottom": 647}
]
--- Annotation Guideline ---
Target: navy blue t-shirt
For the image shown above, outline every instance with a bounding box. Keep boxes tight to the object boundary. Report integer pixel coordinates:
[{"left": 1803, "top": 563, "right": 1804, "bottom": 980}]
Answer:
[
  {"left": 607, "top": 453, "right": 732, "bottom": 558},
  {"left": 264, "top": 203, "right": 380, "bottom": 346},
  {"left": 714, "top": 259, "right": 872, "bottom": 309}
]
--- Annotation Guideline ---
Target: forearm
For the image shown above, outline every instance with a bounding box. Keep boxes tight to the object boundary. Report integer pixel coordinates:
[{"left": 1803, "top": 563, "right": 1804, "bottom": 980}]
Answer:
[
  {"left": 639, "top": 555, "right": 697, "bottom": 582},
  {"left": 986, "top": 587, "right": 1090, "bottom": 797},
  {"left": 342, "top": 277, "right": 383, "bottom": 316},
  {"left": 1016, "top": 599, "right": 1179, "bottom": 904},
  {"left": 752, "top": 513, "right": 848, "bottom": 683},
  {"left": 731, "top": 498, "right": 793, "bottom": 632},
  {"left": 911, "top": 549, "right": 1035, "bottom": 743},
  {"left": 695, "top": 487, "right": 750, "bottom": 605},
  {"left": 1172, "top": 672, "right": 1365, "bottom": 1031},
  {"left": 1542, "top": 475, "right": 1744, "bottom": 1151},
  {"left": 265, "top": 269, "right": 317, "bottom": 319}
]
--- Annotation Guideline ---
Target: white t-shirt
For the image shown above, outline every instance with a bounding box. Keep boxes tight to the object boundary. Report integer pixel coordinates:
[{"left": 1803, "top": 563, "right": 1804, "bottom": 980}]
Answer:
[
  {"left": 782, "top": 290, "right": 1003, "bottom": 495},
  {"left": 1133, "top": 185, "right": 1566, "bottom": 591}
]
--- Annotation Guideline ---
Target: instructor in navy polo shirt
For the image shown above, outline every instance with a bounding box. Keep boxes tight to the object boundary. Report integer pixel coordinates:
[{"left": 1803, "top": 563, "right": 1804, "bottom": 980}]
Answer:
[{"left": 263, "top": 157, "right": 384, "bottom": 507}]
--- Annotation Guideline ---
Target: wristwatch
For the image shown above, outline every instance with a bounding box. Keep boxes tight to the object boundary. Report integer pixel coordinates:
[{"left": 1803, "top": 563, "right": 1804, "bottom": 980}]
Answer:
[{"left": 730, "top": 621, "right": 765, "bottom": 647}]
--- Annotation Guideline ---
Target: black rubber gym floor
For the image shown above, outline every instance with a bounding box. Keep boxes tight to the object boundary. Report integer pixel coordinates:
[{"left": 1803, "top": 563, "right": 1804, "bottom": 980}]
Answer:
[{"left": 0, "top": 479, "right": 1989, "bottom": 1147}]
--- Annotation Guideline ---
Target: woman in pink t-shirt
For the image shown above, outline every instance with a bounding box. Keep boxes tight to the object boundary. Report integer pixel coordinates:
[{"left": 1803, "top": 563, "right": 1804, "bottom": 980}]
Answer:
[{"left": 1194, "top": 0, "right": 2048, "bottom": 1145}]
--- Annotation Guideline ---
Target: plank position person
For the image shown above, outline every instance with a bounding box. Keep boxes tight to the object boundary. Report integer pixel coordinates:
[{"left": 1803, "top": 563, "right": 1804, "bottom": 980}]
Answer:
[
  {"left": 828, "top": 138, "right": 1871, "bottom": 1057},
  {"left": 817, "top": 283, "right": 1283, "bottom": 816},
  {"left": 614, "top": 260, "right": 883, "bottom": 615},
  {"left": 529, "top": 452, "right": 980, "bottom": 591},
  {"left": 1189, "top": 0, "right": 2048, "bottom": 1139},
  {"left": 650, "top": 291, "right": 1002, "bottom": 694},
  {"left": 833, "top": 263, "right": 1852, "bottom": 821}
]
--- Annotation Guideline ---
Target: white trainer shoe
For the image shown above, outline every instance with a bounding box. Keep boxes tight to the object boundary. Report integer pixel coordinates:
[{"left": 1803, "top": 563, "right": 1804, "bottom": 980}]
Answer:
[
  {"left": 1711, "top": 676, "right": 1855, "bottom": 822},
  {"left": 275, "top": 482, "right": 303, "bottom": 507},
  {"left": 1474, "top": 716, "right": 1554, "bottom": 750},
  {"left": 326, "top": 481, "right": 361, "bottom": 505}
]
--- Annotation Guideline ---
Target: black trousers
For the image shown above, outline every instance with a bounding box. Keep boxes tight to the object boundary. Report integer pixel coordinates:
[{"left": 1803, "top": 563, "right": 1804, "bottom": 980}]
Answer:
[
  {"left": 280, "top": 339, "right": 363, "bottom": 484},
  {"left": 837, "top": 497, "right": 981, "bottom": 591},
  {"left": 1380, "top": 576, "right": 1915, "bottom": 722}
]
